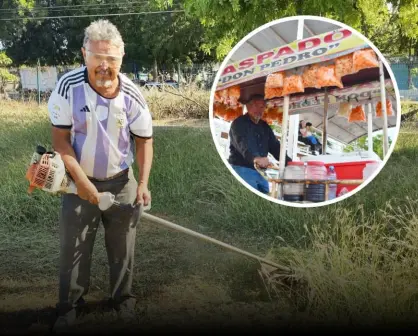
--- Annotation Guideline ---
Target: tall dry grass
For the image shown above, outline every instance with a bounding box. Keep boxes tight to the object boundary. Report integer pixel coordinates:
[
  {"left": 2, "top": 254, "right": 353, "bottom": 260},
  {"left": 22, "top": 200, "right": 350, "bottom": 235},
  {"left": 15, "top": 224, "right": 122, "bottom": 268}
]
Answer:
[
  {"left": 140, "top": 84, "right": 210, "bottom": 120},
  {"left": 1, "top": 99, "right": 418, "bottom": 327},
  {"left": 264, "top": 198, "right": 418, "bottom": 325}
]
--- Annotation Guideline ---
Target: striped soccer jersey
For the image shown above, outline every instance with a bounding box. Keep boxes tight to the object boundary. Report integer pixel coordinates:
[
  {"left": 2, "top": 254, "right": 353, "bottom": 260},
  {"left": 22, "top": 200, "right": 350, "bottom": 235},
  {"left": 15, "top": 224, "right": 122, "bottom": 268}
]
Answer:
[{"left": 48, "top": 66, "right": 153, "bottom": 180}]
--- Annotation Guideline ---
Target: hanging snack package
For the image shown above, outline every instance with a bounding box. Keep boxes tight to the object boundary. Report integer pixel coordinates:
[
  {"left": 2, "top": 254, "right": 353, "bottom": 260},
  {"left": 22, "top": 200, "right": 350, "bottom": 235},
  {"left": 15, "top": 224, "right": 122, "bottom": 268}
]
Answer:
[
  {"left": 234, "top": 104, "right": 244, "bottom": 118},
  {"left": 214, "top": 103, "right": 228, "bottom": 119},
  {"left": 376, "top": 99, "right": 394, "bottom": 117},
  {"left": 316, "top": 63, "right": 344, "bottom": 88},
  {"left": 282, "top": 68, "right": 305, "bottom": 96},
  {"left": 337, "top": 102, "right": 352, "bottom": 118},
  {"left": 335, "top": 53, "right": 355, "bottom": 79},
  {"left": 261, "top": 109, "right": 272, "bottom": 124},
  {"left": 276, "top": 111, "right": 283, "bottom": 125},
  {"left": 228, "top": 85, "right": 241, "bottom": 106},
  {"left": 265, "top": 87, "right": 283, "bottom": 99},
  {"left": 302, "top": 64, "right": 321, "bottom": 89},
  {"left": 265, "top": 71, "right": 284, "bottom": 88},
  {"left": 223, "top": 107, "right": 238, "bottom": 122},
  {"left": 214, "top": 90, "right": 223, "bottom": 103},
  {"left": 348, "top": 105, "right": 366, "bottom": 123},
  {"left": 353, "top": 48, "right": 379, "bottom": 73},
  {"left": 215, "top": 88, "right": 229, "bottom": 104}
]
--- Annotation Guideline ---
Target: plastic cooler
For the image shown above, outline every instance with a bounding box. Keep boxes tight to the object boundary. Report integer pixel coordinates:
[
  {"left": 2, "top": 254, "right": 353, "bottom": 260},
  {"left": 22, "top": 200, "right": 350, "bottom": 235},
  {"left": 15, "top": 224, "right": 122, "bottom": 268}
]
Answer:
[{"left": 324, "top": 160, "right": 378, "bottom": 195}]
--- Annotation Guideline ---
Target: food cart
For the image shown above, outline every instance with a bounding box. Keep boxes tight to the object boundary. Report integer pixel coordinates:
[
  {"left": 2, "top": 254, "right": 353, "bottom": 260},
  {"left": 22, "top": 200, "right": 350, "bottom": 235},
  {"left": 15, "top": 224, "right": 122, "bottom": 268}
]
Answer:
[{"left": 210, "top": 18, "right": 400, "bottom": 203}]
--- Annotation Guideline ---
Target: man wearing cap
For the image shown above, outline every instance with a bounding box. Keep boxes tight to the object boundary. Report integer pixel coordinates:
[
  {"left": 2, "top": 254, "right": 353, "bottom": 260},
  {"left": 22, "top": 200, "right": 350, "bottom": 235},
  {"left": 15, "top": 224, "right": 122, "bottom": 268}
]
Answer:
[{"left": 228, "top": 94, "right": 292, "bottom": 194}]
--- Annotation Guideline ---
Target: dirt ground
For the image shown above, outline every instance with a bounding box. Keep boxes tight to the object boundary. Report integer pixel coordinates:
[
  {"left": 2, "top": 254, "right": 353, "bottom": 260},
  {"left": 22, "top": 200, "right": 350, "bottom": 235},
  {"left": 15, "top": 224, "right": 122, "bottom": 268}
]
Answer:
[{"left": 0, "top": 215, "right": 294, "bottom": 334}]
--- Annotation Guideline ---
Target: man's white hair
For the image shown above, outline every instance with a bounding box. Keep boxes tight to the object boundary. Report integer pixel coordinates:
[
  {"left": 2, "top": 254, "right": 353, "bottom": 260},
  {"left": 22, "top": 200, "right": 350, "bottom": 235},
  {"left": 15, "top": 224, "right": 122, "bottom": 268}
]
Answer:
[{"left": 83, "top": 19, "right": 124, "bottom": 52}]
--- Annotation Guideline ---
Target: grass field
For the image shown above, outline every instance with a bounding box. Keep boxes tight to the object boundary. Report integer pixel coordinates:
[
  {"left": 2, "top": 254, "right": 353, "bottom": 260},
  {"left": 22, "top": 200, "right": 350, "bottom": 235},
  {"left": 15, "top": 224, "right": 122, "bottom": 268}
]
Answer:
[{"left": 0, "top": 100, "right": 417, "bottom": 332}]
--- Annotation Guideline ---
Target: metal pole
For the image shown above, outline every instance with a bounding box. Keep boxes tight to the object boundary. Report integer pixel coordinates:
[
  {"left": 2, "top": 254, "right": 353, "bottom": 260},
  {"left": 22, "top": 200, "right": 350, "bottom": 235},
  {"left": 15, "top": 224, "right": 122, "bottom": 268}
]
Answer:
[
  {"left": 287, "top": 17, "right": 304, "bottom": 161},
  {"left": 322, "top": 88, "right": 329, "bottom": 154},
  {"left": 379, "top": 59, "right": 389, "bottom": 157},
  {"left": 278, "top": 95, "right": 290, "bottom": 199},
  {"left": 142, "top": 212, "right": 290, "bottom": 272},
  {"left": 37, "top": 59, "right": 41, "bottom": 105},
  {"left": 367, "top": 102, "right": 373, "bottom": 157}
]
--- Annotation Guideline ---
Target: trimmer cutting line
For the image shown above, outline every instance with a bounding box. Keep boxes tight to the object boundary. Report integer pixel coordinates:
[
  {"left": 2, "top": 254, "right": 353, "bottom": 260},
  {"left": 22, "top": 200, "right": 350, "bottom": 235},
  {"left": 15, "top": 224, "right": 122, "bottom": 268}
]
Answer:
[{"left": 25, "top": 145, "right": 291, "bottom": 273}]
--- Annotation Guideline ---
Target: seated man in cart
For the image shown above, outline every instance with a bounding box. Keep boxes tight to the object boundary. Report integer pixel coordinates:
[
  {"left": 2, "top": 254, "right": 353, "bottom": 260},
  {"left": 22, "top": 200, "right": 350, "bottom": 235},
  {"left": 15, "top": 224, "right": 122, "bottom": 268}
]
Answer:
[{"left": 228, "top": 94, "right": 292, "bottom": 194}]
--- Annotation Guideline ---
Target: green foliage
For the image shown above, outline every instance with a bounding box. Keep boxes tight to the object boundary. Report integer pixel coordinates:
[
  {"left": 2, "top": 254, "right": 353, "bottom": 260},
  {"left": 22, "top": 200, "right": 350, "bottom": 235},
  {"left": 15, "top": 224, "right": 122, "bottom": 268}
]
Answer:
[
  {"left": 344, "top": 133, "right": 392, "bottom": 159},
  {"left": 0, "top": 52, "right": 18, "bottom": 92},
  {"left": 183, "top": 0, "right": 393, "bottom": 60},
  {"left": 0, "top": 0, "right": 214, "bottom": 68},
  {"left": 0, "top": 52, "right": 13, "bottom": 67},
  {"left": 182, "top": 0, "right": 418, "bottom": 61}
]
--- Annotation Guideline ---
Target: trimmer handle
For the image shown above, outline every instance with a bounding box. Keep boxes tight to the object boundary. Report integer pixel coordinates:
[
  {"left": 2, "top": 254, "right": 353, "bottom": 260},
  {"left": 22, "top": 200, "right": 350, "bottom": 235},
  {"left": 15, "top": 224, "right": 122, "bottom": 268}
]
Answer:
[{"left": 98, "top": 192, "right": 151, "bottom": 212}]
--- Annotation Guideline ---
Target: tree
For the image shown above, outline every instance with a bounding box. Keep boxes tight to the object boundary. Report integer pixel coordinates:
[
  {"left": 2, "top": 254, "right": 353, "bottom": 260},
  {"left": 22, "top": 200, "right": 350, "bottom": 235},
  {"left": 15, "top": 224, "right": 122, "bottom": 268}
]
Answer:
[
  {"left": 181, "top": 0, "right": 415, "bottom": 61},
  {"left": 119, "top": 1, "right": 214, "bottom": 80},
  {"left": 0, "top": 52, "right": 17, "bottom": 93},
  {"left": 0, "top": 0, "right": 215, "bottom": 70},
  {"left": 343, "top": 133, "right": 392, "bottom": 159}
]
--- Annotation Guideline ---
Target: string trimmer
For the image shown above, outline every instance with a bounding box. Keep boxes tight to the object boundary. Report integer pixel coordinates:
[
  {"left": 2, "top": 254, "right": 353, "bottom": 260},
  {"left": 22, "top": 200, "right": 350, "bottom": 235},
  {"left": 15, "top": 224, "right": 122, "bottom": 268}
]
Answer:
[{"left": 25, "top": 145, "right": 291, "bottom": 274}]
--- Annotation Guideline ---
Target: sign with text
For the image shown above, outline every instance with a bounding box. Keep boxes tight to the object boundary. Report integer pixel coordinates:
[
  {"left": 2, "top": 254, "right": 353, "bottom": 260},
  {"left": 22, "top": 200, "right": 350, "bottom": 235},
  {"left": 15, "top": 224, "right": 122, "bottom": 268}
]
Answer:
[
  {"left": 217, "top": 28, "right": 368, "bottom": 90},
  {"left": 266, "top": 79, "right": 396, "bottom": 116}
]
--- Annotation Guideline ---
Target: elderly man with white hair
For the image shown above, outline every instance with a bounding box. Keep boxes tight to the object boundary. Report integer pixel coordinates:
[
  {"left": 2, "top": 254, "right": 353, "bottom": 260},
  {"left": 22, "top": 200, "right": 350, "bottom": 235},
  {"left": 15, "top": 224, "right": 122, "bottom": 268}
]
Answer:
[{"left": 48, "top": 19, "right": 153, "bottom": 330}]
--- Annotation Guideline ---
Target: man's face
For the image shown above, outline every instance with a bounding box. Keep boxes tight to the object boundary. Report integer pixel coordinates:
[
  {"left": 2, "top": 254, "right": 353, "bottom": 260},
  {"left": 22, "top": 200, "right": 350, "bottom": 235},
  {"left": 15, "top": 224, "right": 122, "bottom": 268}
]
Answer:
[
  {"left": 246, "top": 98, "right": 266, "bottom": 122},
  {"left": 81, "top": 40, "right": 124, "bottom": 88}
]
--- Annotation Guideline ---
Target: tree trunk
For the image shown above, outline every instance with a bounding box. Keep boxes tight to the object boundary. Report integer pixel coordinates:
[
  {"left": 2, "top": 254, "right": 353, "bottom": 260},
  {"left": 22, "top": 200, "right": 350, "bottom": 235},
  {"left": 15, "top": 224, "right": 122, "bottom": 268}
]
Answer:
[
  {"left": 152, "top": 58, "right": 158, "bottom": 82},
  {"left": 408, "top": 39, "right": 413, "bottom": 89}
]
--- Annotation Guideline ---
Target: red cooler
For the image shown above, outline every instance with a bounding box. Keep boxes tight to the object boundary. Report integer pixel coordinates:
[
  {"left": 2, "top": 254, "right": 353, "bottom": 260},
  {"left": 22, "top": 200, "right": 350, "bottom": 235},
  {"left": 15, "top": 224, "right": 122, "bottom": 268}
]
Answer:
[{"left": 324, "top": 160, "right": 379, "bottom": 195}]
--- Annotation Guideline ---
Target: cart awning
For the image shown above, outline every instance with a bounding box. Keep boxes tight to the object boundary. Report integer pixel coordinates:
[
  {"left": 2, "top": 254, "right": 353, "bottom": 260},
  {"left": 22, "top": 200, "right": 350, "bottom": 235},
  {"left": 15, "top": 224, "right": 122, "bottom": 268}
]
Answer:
[{"left": 217, "top": 20, "right": 368, "bottom": 91}]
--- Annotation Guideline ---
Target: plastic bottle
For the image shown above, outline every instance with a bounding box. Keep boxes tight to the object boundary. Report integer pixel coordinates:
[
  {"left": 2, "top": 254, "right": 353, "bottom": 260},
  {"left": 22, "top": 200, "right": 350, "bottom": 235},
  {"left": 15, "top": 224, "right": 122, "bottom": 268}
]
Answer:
[
  {"left": 283, "top": 162, "right": 305, "bottom": 202},
  {"left": 327, "top": 166, "right": 337, "bottom": 200},
  {"left": 305, "top": 161, "right": 327, "bottom": 202}
]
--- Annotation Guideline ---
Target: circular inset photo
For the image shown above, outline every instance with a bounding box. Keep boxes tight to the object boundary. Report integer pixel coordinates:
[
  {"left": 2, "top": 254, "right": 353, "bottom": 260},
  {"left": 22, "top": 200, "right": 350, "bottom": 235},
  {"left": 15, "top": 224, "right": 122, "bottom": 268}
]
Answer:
[{"left": 209, "top": 15, "right": 401, "bottom": 207}]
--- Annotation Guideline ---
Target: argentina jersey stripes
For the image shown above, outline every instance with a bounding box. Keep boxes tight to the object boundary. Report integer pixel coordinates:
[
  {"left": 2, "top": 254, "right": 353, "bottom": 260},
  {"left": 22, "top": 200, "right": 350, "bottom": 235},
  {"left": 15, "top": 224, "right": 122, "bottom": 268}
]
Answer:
[{"left": 48, "top": 66, "right": 153, "bottom": 180}]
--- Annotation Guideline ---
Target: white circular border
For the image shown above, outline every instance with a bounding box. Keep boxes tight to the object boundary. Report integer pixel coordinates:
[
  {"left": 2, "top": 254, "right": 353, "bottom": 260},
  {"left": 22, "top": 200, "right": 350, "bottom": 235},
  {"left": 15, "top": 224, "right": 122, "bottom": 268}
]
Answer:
[{"left": 208, "top": 15, "right": 402, "bottom": 209}]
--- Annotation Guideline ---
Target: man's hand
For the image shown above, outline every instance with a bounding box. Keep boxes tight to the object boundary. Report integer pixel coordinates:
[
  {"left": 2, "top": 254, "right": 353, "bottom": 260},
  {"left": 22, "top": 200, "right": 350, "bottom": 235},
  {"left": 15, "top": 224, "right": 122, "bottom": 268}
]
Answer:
[
  {"left": 254, "top": 156, "right": 270, "bottom": 169},
  {"left": 76, "top": 179, "right": 100, "bottom": 205},
  {"left": 136, "top": 184, "right": 151, "bottom": 206}
]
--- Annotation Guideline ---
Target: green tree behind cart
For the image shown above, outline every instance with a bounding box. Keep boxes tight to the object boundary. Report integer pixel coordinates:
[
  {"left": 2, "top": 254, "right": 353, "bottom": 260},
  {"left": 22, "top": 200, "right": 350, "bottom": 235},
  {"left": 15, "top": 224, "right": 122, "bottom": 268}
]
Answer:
[{"left": 344, "top": 134, "right": 392, "bottom": 159}]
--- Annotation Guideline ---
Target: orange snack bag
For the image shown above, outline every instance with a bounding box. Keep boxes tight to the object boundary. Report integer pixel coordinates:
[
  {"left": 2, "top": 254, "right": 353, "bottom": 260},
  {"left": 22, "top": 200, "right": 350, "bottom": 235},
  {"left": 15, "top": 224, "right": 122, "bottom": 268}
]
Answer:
[
  {"left": 276, "top": 112, "right": 283, "bottom": 125},
  {"left": 353, "top": 48, "right": 379, "bottom": 73},
  {"left": 335, "top": 53, "right": 354, "bottom": 78},
  {"left": 376, "top": 99, "right": 393, "bottom": 117},
  {"left": 228, "top": 85, "right": 241, "bottom": 106},
  {"left": 213, "top": 103, "right": 227, "bottom": 118},
  {"left": 316, "top": 64, "right": 344, "bottom": 88},
  {"left": 262, "top": 107, "right": 276, "bottom": 124},
  {"left": 215, "top": 89, "right": 229, "bottom": 103},
  {"left": 228, "top": 85, "right": 240, "bottom": 97},
  {"left": 302, "top": 64, "right": 320, "bottom": 89},
  {"left": 263, "top": 112, "right": 275, "bottom": 124},
  {"left": 348, "top": 105, "right": 366, "bottom": 123},
  {"left": 265, "top": 87, "right": 283, "bottom": 99},
  {"left": 282, "top": 73, "right": 305, "bottom": 96},
  {"left": 223, "top": 108, "right": 237, "bottom": 122},
  {"left": 265, "top": 72, "right": 284, "bottom": 88},
  {"left": 269, "top": 106, "right": 280, "bottom": 119},
  {"left": 234, "top": 104, "right": 244, "bottom": 117}
]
